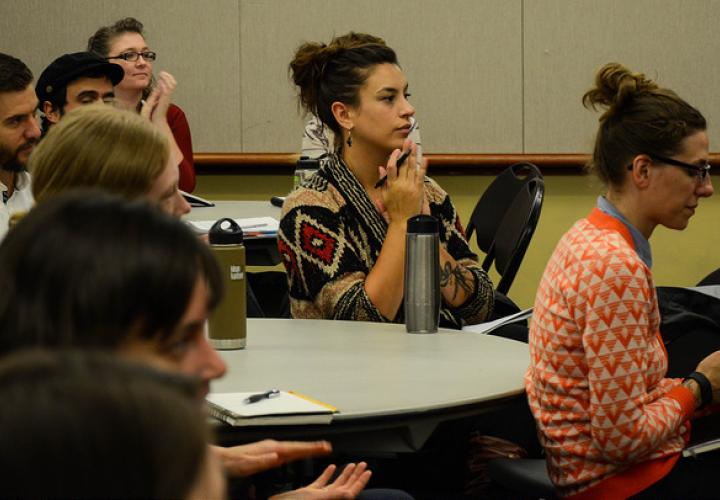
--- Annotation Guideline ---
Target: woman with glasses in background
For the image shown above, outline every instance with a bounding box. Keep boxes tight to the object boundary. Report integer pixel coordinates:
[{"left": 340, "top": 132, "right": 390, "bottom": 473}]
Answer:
[
  {"left": 87, "top": 17, "right": 196, "bottom": 193},
  {"left": 525, "top": 62, "right": 720, "bottom": 499}
]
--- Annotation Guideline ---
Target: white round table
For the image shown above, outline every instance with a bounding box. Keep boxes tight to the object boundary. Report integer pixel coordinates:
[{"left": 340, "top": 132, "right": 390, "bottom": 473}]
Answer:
[{"left": 211, "top": 318, "right": 530, "bottom": 454}]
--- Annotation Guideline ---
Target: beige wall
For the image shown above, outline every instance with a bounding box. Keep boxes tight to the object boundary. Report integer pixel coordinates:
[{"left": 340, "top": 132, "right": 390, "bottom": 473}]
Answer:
[
  {"left": 3, "top": 0, "right": 719, "bottom": 153},
  {"left": 523, "top": 0, "right": 720, "bottom": 153}
]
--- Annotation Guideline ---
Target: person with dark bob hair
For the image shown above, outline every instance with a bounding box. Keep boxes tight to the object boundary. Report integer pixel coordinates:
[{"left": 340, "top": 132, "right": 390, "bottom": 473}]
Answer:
[
  {"left": 280, "top": 32, "right": 494, "bottom": 328},
  {"left": 0, "top": 190, "right": 379, "bottom": 498},
  {"left": 525, "top": 62, "right": 720, "bottom": 498},
  {"left": 0, "top": 189, "right": 220, "bottom": 363},
  {"left": 0, "top": 349, "right": 224, "bottom": 498}
]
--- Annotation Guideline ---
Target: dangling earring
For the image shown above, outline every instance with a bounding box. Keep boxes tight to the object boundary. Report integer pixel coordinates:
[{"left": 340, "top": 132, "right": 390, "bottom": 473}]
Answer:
[{"left": 346, "top": 131, "right": 353, "bottom": 148}]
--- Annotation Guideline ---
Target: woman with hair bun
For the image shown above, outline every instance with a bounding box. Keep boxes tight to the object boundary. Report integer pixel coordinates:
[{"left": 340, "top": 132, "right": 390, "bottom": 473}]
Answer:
[
  {"left": 300, "top": 33, "right": 422, "bottom": 165},
  {"left": 526, "top": 63, "right": 720, "bottom": 498},
  {"left": 281, "top": 32, "right": 494, "bottom": 327}
]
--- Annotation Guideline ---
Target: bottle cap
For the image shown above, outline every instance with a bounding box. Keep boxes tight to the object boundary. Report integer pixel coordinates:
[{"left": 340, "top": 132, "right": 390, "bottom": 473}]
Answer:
[
  {"left": 296, "top": 157, "right": 320, "bottom": 170},
  {"left": 209, "top": 218, "right": 244, "bottom": 244},
  {"left": 407, "top": 214, "right": 439, "bottom": 234}
]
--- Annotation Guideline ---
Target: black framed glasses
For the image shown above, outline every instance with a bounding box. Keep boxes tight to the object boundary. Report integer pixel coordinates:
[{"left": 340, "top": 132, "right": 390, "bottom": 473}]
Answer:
[
  {"left": 650, "top": 153, "right": 711, "bottom": 181},
  {"left": 108, "top": 51, "right": 157, "bottom": 62},
  {"left": 627, "top": 153, "right": 711, "bottom": 182}
]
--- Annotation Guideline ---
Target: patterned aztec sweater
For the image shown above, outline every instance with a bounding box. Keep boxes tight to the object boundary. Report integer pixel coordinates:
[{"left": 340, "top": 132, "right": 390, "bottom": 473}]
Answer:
[
  {"left": 277, "top": 154, "right": 494, "bottom": 328},
  {"left": 525, "top": 209, "right": 696, "bottom": 499}
]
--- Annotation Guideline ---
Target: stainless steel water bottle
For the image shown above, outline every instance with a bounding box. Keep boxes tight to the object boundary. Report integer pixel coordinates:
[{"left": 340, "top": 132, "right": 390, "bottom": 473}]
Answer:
[
  {"left": 208, "top": 218, "right": 246, "bottom": 349},
  {"left": 404, "top": 214, "right": 441, "bottom": 333}
]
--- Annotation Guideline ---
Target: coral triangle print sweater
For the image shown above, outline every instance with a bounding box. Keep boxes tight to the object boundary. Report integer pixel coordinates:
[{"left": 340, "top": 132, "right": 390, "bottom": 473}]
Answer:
[{"left": 525, "top": 208, "right": 696, "bottom": 499}]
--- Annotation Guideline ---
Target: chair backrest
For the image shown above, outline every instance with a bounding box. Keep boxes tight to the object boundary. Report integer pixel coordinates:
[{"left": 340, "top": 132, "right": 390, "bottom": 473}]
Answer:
[
  {"left": 697, "top": 268, "right": 720, "bottom": 286},
  {"left": 247, "top": 271, "right": 291, "bottom": 318},
  {"left": 492, "top": 177, "right": 545, "bottom": 295},
  {"left": 465, "top": 163, "right": 542, "bottom": 270}
]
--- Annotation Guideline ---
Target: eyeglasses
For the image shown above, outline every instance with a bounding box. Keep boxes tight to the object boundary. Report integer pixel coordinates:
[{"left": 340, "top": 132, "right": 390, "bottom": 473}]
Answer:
[
  {"left": 108, "top": 51, "right": 157, "bottom": 62},
  {"left": 650, "top": 153, "right": 711, "bottom": 181},
  {"left": 627, "top": 153, "right": 711, "bottom": 182}
]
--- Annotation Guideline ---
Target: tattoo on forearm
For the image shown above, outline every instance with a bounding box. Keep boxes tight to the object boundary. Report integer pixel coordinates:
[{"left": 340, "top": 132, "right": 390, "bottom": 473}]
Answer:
[{"left": 439, "top": 262, "right": 473, "bottom": 300}]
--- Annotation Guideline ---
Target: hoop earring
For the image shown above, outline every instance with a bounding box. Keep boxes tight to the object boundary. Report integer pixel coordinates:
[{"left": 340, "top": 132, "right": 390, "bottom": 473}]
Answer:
[{"left": 346, "top": 131, "right": 353, "bottom": 148}]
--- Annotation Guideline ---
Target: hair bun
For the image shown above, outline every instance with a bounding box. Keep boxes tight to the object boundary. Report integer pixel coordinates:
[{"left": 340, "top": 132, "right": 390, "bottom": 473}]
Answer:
[
  {"left": 288, "top": 41, "right": 351, "bottom": 119},
  {"left": 582, "top": 62, "right": 659, "bottom": 120},
  {"left": 289, "top": 32, "right": 397, "bottom": 143},
  {"left": 289, "top": 32, "right": 389, "bottom": 118}
]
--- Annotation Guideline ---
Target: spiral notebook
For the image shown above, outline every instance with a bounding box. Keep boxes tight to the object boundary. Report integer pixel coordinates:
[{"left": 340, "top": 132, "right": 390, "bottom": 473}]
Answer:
[{"left": 206, "top": 390, "right": 337, "bottom": 426}]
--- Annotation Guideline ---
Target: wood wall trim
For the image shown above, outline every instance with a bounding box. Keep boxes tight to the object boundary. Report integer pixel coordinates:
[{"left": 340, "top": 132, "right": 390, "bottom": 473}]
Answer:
[
  {"left": 194, "top": 152, "right": 720, "bottom": 175},
  {"left": 195, "top": 153, "right": 300, "bottom": 166}
]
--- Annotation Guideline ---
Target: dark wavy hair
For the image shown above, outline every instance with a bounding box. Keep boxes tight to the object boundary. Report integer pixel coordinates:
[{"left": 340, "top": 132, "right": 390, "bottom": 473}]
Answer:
[
  {"left": 0, "top": 190, "right": 222, "bottom": 353},
  {"left": 290, "top": 32, "right": 398, "bottom": 140},
  {"left": 0, "top": 349, "right": 209, "bottom": 498},
  {"left": 0, "top": 53, "right": 33, "bottom": 92},
  {"left": 583, "top": 62, "right": 706, "bottom": 187}
]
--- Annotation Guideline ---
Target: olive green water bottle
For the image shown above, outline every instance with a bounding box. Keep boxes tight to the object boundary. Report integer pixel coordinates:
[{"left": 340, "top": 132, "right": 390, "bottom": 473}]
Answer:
[{"left": 208, "top": 218, "right": 246, "bottom": 349}]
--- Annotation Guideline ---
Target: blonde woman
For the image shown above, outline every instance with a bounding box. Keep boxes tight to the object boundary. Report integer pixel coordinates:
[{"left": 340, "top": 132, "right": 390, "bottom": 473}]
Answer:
[{"left": 29, "top": 104, "right": 190, "bottom": 217}]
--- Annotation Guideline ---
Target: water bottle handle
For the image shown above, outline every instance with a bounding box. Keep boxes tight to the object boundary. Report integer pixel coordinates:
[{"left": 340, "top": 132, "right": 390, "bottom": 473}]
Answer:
[{"left": 209, "top": 218, "right": 244, "bottom": 245}]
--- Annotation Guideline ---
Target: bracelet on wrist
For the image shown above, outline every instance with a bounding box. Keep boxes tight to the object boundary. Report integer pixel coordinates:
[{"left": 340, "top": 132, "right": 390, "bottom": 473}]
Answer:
[{"left": 684, "top": 371, "right": 713, "bottom": 410}]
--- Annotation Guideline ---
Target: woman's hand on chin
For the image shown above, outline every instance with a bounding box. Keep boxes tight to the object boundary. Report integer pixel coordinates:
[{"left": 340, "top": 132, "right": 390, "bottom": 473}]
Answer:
[{"left": 379, "top": 140, "right": 427, "bottom": 224}]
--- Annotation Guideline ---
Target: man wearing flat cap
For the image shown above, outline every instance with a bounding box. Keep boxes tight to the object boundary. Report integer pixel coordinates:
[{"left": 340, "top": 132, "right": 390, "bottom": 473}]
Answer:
[{"left": 36, "top": 51, "right": 124, "bottom": 133}]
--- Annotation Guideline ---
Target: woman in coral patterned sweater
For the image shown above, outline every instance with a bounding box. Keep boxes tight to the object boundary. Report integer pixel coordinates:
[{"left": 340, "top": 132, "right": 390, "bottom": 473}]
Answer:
[{"left": 525, "top": 62, "right": 720, "bottom": 499}]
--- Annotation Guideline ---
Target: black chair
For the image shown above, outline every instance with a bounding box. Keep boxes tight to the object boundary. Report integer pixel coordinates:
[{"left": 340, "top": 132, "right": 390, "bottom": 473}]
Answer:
[
  {"left": 489, "top": 176, "right": 545, "bottom": 295},
  {"left": 246, "top": 281, "right": 265, "bottom": 318},
  {"left": 697, "top": 268, "right": 720, "bottom": 286},
  {"left": 488, "top": 458, "right": 556, "bottom": 499},
  {"left": 466, "top": 162, "right": 542, "bottom": 272},
  {"left": 247, "top": 271, "right": 291, "bottom": 318}
]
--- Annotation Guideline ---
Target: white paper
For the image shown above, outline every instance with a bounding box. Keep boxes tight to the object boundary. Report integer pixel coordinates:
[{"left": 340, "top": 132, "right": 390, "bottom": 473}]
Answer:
[
  {"left": 206, "top": 391, "right": 335, "bottom": 418},
  {"left": 187, "top": 217, "right": 279, "bottom": 235},
  {"left": 683, "top": 437, "right": 720, "bottom": 458},
  {"left": 462, "top": 308, "right": 533, "bottom": 334}
]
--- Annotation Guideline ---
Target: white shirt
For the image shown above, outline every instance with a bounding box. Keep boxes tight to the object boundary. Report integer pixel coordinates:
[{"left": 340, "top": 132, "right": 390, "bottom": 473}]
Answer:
[{"left": 0, "top": 171, "right": 34, "bottom": 241}]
